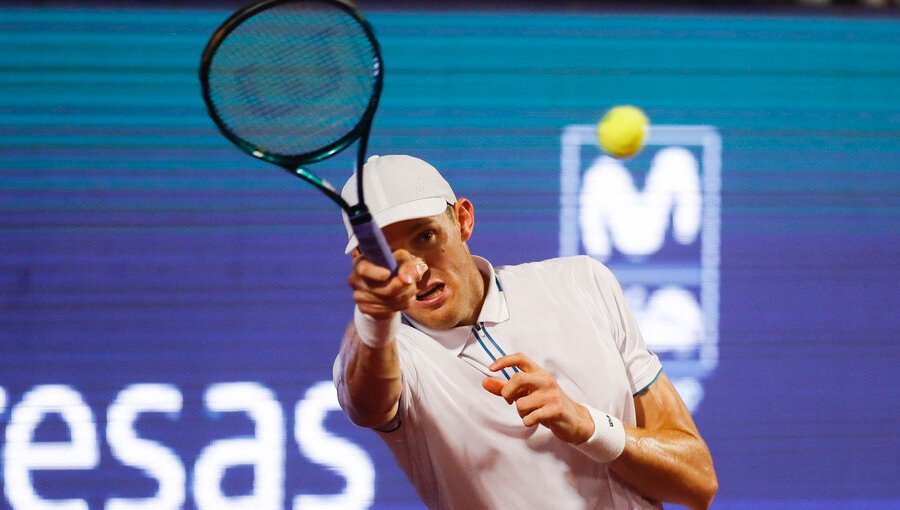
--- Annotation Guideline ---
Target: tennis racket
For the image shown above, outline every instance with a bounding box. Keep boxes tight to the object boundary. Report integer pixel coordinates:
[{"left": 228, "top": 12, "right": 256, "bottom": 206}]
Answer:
[{"left": 199, "top": 0, "right": 395, "bottom": 271}]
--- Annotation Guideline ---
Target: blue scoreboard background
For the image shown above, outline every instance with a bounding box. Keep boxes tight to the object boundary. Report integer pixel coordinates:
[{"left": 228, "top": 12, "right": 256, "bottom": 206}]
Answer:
[{"left": 1, "top": 3, "right": 898, "bottom": 509}]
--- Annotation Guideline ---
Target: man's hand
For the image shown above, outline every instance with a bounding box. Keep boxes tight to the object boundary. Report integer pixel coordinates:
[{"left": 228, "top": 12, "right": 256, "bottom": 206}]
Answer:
[
  {"left": 482, "top": 352, "right": 594, "bottom": 444},
  {"left": 349, "top": 249, "right": 428, "bottom": 320}
]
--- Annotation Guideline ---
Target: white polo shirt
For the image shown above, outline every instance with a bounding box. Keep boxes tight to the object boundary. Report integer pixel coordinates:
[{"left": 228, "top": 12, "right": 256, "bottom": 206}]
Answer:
[{"left": 337, "top": 255, "right": 663, "bottom": 510}]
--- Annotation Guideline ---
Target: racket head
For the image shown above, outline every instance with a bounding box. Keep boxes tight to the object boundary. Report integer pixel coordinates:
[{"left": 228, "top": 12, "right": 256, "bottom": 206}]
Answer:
[{"left": 199, "top": 0, "right": 383, "bottom": 171}]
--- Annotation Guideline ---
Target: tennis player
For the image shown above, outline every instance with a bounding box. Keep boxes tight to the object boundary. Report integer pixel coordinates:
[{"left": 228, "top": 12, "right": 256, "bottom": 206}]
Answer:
[{"left": 333, "top": 155, "right": 717, "bottom": 509}]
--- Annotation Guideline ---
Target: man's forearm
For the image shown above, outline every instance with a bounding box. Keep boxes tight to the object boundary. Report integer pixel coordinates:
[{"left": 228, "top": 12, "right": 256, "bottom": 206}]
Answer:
[
  {"left": 604, "top": 372, "right": 717, "bottom": 510},
  {"left": 610, "top": 427, "right": 717, "bottom": 510},
  {"left": 338, "top": 323, "right": 402, "bottom": 429}
]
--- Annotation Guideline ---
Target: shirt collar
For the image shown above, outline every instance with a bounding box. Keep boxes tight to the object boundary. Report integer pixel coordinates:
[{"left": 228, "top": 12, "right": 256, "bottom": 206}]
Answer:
[
  {"left": 472, "top": 256, "right": 510, "bottom": 325},
  {"left": 403, "top": 256, "right": 509, "bottom": 355}
]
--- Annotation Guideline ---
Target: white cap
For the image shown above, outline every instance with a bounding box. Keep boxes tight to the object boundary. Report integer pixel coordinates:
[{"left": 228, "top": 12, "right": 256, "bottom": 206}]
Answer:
[{"left": 341, "top": 155, "right": 457, "bottom": 254}]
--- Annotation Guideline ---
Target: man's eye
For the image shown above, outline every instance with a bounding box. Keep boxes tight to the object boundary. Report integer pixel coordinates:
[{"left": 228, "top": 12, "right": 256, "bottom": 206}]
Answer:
[{"left": 419, "top": 231, "right": 435, "bottom": 242}]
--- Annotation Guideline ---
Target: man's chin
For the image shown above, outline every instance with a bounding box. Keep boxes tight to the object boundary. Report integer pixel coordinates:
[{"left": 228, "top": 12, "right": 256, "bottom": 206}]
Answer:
[{"left": 406, "top": 310, "right": 458, "bottom": 331}]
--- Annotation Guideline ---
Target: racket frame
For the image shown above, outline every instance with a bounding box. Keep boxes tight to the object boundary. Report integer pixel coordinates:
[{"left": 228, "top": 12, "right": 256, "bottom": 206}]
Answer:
[
  {"left": 199, "top": 0, "right": 397, "bottom": 270},
  {"left": 198, "top": 0, "right": 384, "bottom": 212}
]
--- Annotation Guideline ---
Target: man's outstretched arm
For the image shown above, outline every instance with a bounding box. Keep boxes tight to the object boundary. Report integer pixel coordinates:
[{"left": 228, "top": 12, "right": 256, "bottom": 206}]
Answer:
[
  {"left": 336, "top": 251, "right": 424, "bottom": 428},
  {"left": 336, "top": 322, "right": 401, "bottom": 428}
]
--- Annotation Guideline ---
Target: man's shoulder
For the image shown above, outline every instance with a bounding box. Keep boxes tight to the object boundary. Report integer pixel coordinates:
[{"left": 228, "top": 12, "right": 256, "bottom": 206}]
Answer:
[
  {"left": 496, "top": 255, "right": 607, "bottom": 279},
  {"left": 492, "top": 256, "right": 618, "bottom": 295}
]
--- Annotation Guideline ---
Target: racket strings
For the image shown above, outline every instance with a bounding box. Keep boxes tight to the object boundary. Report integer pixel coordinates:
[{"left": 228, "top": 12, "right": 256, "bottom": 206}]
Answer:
[{"left": 207, "top": 1, "right": 378, "bottom": 158}]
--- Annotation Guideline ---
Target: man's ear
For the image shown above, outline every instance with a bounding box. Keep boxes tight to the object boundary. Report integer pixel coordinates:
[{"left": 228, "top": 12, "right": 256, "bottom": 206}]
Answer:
[{"left": 454, "top": 199, "right": 475, "bottom": 241}]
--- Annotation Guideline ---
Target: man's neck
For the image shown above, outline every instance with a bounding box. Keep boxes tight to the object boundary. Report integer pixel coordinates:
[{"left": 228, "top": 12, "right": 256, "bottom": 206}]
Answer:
[{"left": 458, "top": 255, "right": 489, "bottom": 327}]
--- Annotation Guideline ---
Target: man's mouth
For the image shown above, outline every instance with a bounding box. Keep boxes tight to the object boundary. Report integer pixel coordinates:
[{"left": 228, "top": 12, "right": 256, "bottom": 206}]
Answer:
[{"left": 416, "top": 283, "right": 444, "bottom": 301}]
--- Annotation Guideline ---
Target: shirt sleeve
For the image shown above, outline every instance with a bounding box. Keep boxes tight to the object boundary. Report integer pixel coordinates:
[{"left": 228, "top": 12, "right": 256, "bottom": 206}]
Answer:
[{"left": 588, "top": 257, "right": 663, "bottom": 395}]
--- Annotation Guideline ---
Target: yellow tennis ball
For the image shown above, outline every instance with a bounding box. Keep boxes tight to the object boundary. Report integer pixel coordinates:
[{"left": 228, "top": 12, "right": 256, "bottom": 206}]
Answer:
[{"left": 597, "top": 105, "right": 649, "bottom": 159}]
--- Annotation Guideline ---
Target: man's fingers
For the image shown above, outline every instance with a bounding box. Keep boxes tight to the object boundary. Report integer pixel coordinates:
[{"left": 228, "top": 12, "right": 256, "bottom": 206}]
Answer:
[
  {"left": 489, "top": 352, "right": 540, "bottom": 374},
  {"left": 354, "top": 251, "right": 426, "bottom": 286},
  {"left": 515, "top": 394, "right": 541, "bottom": 421},
  {"left": 350, "top": 249, "right": 427, "bottom": 315},
  {"left": 482, "top": 357, "right": 587, "bottom": 443},
  {"left": 354, "top": 276, "right": 416, "bottom": 301},
  {"left": 396, "top": 261, "right": 424, "bottom": 285},
  {"left": 395, "top": 253, "right": 428, "bottom": 285},
  {"left": 519, "top": 404, "right": 559, "bottom": 428},
  {"left": 499, "top": 373, "right": 542, "bottom": 404},
  {"left": 354, "top": 298, "right": 394, "bottom": 319},
  {"left": 482, "top": 377, "right": 505, "bottom": 396},
  {"left": 353, "top": 256, "right": 393, "bottom": 282},
  {"left": 354, "top": 285, "right": 416, "bottom": 313}
]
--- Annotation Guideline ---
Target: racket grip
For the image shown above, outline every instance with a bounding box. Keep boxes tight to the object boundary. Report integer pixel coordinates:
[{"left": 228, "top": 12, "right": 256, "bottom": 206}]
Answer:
[{"left": 350, "top": 213, "right": 398, "bottom": 274}]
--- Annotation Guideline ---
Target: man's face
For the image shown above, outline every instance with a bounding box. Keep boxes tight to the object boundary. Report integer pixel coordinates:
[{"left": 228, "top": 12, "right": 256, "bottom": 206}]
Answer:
[{"left": 381, "top": 200, "right": 484, "bottom": 329}]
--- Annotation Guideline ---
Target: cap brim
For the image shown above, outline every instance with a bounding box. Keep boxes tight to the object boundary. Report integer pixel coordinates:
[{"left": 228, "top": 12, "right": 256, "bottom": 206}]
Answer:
[{"left": 344, "top": 197, "right": 450, "bottom": 254}]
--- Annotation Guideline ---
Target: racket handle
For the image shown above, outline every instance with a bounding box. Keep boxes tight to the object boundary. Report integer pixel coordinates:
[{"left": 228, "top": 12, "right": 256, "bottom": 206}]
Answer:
[{"left": 350, "top": 211, "right": 398, "bottom": 274}]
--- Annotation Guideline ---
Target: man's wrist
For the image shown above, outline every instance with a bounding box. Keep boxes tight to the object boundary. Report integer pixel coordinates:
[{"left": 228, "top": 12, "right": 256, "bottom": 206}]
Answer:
[
  {"left": 353, "top": 306, "right": 399, "bottom": 349},
  {"left": 572, "top": 405, "right": 627, "bottom": 463}
]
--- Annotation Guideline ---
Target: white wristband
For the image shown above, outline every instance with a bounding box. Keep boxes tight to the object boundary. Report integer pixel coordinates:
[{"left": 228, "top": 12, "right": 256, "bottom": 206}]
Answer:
[
  {"left": 353, "top": 306, "right": 399, "bottom": 349},
  {"left": 573, "top": 405, "right": 627, "bottom": 463}
]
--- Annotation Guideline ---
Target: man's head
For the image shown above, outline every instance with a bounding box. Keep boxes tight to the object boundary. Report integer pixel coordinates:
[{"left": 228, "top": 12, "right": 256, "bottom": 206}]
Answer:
[
  {"left": 342, "top": 155, "right": 485, "bottom": 329},
  {"left": 341, "top": 155, "right": 457, "bottom": 254}
]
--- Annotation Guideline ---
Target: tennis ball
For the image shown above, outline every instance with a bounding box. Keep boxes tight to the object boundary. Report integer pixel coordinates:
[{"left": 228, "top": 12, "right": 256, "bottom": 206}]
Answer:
[{"left": 597, "top": 105, "right": 649, "bottom": 159}]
